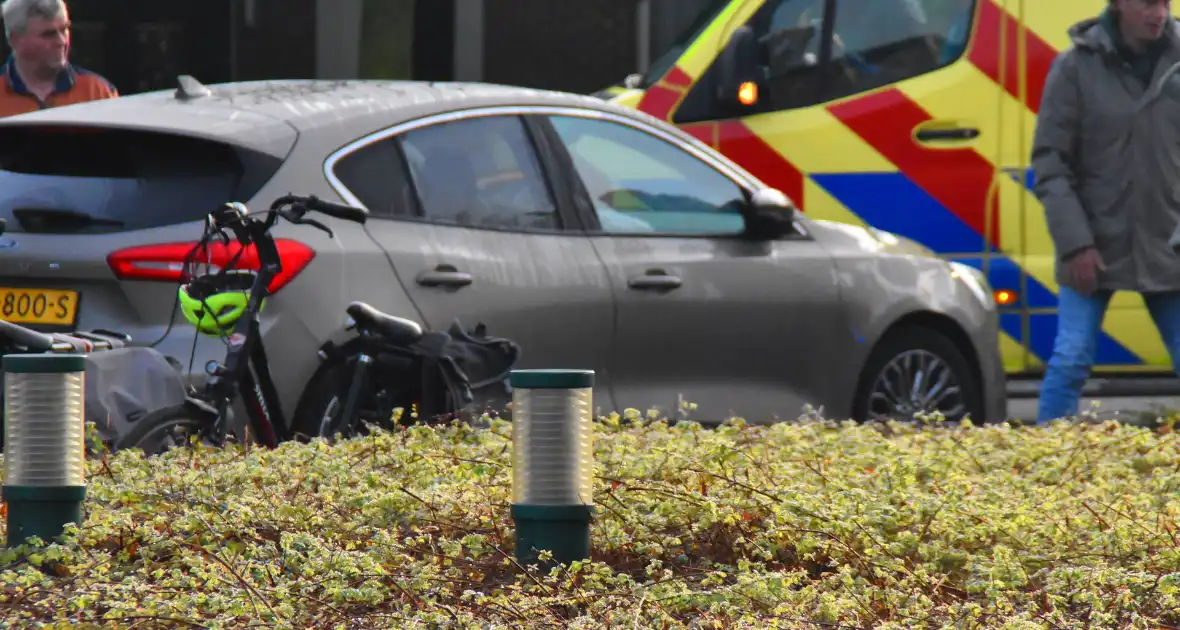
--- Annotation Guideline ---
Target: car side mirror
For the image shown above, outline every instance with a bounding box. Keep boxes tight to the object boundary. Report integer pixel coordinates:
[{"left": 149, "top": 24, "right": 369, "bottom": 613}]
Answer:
[
  {"left": 717, "top": 25, "right": 763, "bottom": 114},
  {"left": 744, "top": 188, "right": 797, "bottom": 240}
]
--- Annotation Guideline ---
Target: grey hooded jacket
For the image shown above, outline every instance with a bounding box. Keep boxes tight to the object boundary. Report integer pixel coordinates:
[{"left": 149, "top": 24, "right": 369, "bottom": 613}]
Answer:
[{"left": 1032, "top": 12, "right": 1180, "bottom": 292}]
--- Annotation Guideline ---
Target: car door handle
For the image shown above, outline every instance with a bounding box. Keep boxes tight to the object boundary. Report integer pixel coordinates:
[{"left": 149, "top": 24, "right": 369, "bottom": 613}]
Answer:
[
  {"left": 628, "top": 270, "right": 682, "bottom": 291},
  {"left": 915, "top": 127, "right": 980, "bottom": 142},
  {"left": 416, "top": 265, "right": 473, "bottom": 288}
]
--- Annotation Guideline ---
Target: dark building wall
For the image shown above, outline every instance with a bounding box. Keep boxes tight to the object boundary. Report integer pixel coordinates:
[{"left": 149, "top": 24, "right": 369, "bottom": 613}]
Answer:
[
  {"left": 232, "top": 0, "right": 316, "bottom": 82},
  {"left": 1, "top": 0, "right": 314, "bottom": 94},
  {"left": 483, "top": 0, "right": 639, "bottom": 94},
  {"left": 2, "top": 0, "right": 708, "bottom": 97},
  {"left": 40, "top": 0, "right": 233, "bottom": 94},
  {"left": 651, "top": 0, "right": 715, "bottom": 55}
]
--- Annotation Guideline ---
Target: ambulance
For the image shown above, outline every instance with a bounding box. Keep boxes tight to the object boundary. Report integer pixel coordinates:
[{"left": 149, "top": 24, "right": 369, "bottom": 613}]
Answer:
[{"left": 599, "top": 0, "right": 1180, "bottom": 392}]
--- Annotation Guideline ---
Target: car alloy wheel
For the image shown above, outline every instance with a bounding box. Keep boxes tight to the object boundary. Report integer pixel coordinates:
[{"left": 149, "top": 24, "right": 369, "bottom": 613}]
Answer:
[
  {"left": 867, "top": 348, "right": 966, "bottom": 421},
  {"left": 853, "top": 327, "right": 985, "bottom": 424}
]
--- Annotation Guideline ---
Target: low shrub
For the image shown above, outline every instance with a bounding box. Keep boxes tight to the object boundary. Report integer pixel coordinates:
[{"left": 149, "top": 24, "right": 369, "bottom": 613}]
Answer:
[{"left": 0, "top": 413, "right": 1179, "bottom": 629}]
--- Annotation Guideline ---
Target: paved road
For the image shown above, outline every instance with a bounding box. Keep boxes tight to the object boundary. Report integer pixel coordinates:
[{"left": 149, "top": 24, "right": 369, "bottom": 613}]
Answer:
[{"left": 1007, "top": 395, "right": 1180, "bottom": 424}]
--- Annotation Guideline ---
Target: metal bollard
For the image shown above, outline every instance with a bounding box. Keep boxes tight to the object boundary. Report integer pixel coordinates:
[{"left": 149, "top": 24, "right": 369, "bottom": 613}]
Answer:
[
  {"left": 509, "top": 369, "right": 595, "bottom": 569},
  {"left": 2, "top": 354, "right": 87, "bottom": 547}
]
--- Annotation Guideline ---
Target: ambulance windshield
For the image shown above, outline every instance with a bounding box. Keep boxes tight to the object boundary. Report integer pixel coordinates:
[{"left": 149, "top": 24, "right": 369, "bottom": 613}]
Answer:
[{"left": 638, "top": 0, "right": 732, "bottom": 88}]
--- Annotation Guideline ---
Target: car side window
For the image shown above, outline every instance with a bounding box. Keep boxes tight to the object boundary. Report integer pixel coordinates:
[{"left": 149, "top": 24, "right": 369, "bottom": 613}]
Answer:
[
  {"left": 331, "top": 137, "right": 421, "bottom": 218},
  {"left": 397, "top": 115, "right": 559, "bottom": 231},
  {"left": 673, "top": 0, "right": 975, "bottom": 122},
  {"left": 548, "top": 115, "right": 747, "bottom": 236}
]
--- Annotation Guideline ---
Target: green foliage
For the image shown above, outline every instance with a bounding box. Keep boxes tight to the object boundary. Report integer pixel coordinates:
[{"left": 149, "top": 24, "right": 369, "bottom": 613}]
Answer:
[{"left": 2, "top": 414, "right": 1180, "bottom": 628}]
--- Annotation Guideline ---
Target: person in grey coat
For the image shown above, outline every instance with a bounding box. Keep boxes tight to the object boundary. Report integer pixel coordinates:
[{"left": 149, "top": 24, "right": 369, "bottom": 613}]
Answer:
[{"left": 1032, "top": 0, "right": 1180, "bottom": 424}]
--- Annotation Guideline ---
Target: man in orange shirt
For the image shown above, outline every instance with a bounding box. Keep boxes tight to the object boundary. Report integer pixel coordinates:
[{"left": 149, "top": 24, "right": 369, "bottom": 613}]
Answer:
[{"left": 0, "top": 0, "right": 116, "bottom": 117}]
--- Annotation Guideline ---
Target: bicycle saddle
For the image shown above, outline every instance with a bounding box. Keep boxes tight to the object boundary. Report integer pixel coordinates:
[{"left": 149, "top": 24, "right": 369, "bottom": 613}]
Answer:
[{"left": 346, "top": 302, "right": 424, "bottom": 346}]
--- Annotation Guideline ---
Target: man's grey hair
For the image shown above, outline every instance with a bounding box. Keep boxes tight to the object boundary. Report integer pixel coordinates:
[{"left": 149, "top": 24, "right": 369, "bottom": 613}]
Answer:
[{"left": 1, "top": 0, "right": 67, "bottom": 41}]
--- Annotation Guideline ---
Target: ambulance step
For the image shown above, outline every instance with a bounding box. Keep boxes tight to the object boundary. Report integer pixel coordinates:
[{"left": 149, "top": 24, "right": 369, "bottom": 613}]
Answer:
[{"left": 1007, "top": 376, "right": 1180, "bottom": 399}]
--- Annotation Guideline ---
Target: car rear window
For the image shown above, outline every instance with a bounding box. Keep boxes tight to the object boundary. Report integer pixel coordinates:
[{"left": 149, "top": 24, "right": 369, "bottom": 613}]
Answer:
[{"left": 0, "top": 126, "right": 282, "bottom": 234}]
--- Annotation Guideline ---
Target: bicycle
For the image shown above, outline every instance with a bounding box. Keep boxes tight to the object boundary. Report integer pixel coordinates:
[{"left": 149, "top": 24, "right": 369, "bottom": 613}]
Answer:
[{"left": 112, "top": 194, "right": 369, "bottom": 456}]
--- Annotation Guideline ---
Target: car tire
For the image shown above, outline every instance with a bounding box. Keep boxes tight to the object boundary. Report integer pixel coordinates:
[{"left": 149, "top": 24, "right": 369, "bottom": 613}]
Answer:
[{"left": 851, "top": 326, "right": 985, "bottom": 425}]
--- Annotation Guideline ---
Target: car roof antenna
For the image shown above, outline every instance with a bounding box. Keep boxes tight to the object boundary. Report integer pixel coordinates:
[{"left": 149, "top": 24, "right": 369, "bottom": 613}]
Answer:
[{"left": 175, "top": 75, "right": 212, "bottom": 101}]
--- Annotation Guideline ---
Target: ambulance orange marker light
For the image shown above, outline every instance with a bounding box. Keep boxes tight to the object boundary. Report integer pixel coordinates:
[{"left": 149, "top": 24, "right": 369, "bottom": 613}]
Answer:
[
  {"left": 738, "top": 81, "right": 758, "bottom": 106},
  {"left": 994, "top": 289, "right": 1017, "bottom": 306}
]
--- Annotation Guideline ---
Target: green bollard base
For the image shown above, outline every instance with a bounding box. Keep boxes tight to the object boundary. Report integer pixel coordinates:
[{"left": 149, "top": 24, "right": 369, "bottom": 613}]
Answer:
[
  {"left": 2, "top": 485, "right": 86, "bottom": 548},
  {"left": 511, "top": 503, "right": 594, "bottom": 570}
]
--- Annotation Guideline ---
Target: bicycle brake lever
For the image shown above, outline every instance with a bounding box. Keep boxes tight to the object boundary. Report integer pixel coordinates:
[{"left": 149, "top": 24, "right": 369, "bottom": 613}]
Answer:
[{"left": 301, "top": 217, "right": 334, "bottom": 239}]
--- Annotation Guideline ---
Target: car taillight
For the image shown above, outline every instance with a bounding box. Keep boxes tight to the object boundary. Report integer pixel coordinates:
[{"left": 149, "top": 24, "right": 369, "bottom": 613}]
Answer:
[{"left": 107, "top": 239, "right": 316, "bottom": 294}]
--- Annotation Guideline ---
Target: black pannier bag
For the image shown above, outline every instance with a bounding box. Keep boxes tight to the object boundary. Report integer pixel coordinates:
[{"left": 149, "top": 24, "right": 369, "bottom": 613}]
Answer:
[{"left": 402, "top": 319, "right": 521, "bottom": 424}]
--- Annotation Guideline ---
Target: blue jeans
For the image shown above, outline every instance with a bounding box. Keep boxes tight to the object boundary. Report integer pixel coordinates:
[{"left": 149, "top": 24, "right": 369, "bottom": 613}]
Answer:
[{"left": 1038, "top": 286, "right": 1180, "bottom": 423}]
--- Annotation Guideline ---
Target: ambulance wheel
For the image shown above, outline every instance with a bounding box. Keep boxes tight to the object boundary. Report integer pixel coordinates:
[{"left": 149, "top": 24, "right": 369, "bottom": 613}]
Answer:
[{"left": 852, "top": 327, "right": 984, "bottom": 425}]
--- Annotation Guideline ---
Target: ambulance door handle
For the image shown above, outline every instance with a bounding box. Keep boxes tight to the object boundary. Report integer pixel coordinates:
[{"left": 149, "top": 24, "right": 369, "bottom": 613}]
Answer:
[{"left": 915, "top": 127, "right": 980, "bottom": 142}]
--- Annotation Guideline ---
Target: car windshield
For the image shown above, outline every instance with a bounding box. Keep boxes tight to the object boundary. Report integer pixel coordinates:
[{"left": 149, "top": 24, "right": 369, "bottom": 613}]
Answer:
[{"left": 639, "top": 0, "right": 733, "bottom": 88}]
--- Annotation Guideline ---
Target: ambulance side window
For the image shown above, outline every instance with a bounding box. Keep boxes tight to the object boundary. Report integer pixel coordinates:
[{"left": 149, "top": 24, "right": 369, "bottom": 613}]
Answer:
[
  {"left": 672, "top": 0, "right": 975, "bottom": 123},
  {"left": 761, "top": 0, "right": 830, "bottom": 112},
  {"left": 824, "top": 0, "right": 975, "bottom": 101}
]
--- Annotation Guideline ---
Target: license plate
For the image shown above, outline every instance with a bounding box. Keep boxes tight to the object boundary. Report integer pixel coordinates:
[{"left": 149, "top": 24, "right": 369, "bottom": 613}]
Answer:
[{"left": 0, "top": 287, "right": 78, "bottom": 326}]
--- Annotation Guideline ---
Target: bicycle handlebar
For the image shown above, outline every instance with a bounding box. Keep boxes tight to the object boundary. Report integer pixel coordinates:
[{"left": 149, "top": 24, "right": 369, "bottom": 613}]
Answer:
[
  {"left": 208, "top": 194, "right": 367, "bottom": 235},
  {"left": 296, "top": 195, "right": 369, "bottom": 224},
  {"left": 190, "top": 194, "right": 371, "bottom": 284},
  {"left": 199, "top": 194, "right": 370, "bottom": 259},
  {"left": 271, "top": 194, "right": 368, "bottom": 225}
]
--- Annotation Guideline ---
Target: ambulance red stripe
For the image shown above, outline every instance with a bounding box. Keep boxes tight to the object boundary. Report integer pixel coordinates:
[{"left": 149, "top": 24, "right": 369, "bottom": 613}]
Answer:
[
  {"left": 969, "top": 0, "right": 1058, "bottom": 113},
  {"left": 681, "top": 123, "right": 716, "bottom": 148},
  {"left": 664, "top": 66, "right": 694, "bottom": 88},
  {"left": 827, "top": 88, "right": 1000, "bottom": 249},
  {"left": 717, "top": 121, "right": 806, "bottom": 209},
  {"left": 636, "top": 85, "right": 683, "bottom": 120}
]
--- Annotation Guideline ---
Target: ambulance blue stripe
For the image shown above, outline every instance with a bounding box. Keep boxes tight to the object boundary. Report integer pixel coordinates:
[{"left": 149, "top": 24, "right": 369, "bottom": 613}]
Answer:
[
  {"left": 811, "top": 172, "right": 1145, "bottom": 366},
  {"left": 810, "top": 173, "right": 985, "bottom": 253},
  {"left": 1000, "top": 313, "right": 1024, "bottom": 354}
]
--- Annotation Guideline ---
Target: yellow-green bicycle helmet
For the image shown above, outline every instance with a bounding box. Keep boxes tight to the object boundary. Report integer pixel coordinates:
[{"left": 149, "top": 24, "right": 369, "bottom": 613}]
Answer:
[{"left": 178, "top": 269, "right": 263, "bottom": 336}]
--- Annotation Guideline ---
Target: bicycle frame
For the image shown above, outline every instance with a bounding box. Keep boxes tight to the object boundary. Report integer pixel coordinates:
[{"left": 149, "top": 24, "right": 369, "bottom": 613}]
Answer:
[
  {"left": 315, "top": 331, "right": 421, "bottom": 434},
  {"left": 184, "top": 214, "right": 291, "bottom": 449}
]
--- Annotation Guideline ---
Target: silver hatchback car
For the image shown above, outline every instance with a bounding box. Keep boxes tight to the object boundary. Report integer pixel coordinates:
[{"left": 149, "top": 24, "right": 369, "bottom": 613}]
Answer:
[{"left": 0, "top": 79, "right": 1006, "bottom": 425}]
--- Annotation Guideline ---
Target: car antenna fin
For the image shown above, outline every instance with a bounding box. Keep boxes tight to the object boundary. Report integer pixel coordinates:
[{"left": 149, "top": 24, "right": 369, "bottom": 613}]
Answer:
[{"left": 175, "top": 75, "right": 212, "bottom": 101}]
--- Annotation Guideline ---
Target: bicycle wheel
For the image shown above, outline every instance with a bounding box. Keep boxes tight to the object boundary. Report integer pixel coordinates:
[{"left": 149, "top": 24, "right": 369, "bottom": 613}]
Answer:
[
  {"left": 292, "top": 354, "right": 416, "bottom": 442},
  {"left": 112, "top": 405, "right": 208, "bottom": 457}
]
